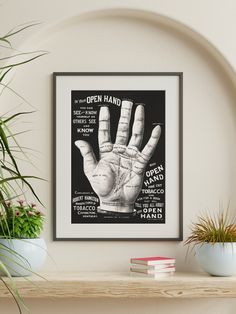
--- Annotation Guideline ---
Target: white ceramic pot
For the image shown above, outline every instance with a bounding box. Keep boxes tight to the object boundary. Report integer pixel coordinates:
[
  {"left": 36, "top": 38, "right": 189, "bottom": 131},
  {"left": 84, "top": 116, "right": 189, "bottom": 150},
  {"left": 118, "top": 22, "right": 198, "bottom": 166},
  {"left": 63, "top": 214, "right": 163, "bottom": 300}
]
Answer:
[
  {"left": 0, "top": 238, "right": 47, "bottom": 277},
  {"left": 195, "top": 242, "right": 236, "bottom": 276}
]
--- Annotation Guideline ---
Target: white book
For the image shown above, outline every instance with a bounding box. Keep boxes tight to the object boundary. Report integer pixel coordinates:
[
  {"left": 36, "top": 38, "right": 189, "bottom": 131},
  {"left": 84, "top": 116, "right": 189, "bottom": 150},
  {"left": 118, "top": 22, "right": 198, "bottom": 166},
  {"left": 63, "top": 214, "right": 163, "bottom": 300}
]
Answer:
[
  {"left": 130, "top": 263, "right": 175, "bottom": 271},
  {"left": 130, "top": 266, "right": 175, "bottom": 274},
  {"left": 130, "top": 271, "right": 175, "bottom": 279}
]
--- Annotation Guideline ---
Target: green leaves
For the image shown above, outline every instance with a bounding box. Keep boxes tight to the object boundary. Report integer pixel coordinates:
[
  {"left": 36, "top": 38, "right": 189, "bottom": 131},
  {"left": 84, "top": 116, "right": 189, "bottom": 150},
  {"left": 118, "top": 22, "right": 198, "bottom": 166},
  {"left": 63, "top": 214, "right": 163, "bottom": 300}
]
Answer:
[
  {"left": 0, "top": 203, "right": 45, "bottom": 239},
  {"left": 2, "top": 22, "right": 41, "bottom": 40},
  {"left": 0, "top": 23, "right": 47, "bottom": 207},
  {"left": 0, "top": 23, "right": 47, "bottom": 84},
  {"left": 185, "top": 209, "right": 236, "bottom": 246}
]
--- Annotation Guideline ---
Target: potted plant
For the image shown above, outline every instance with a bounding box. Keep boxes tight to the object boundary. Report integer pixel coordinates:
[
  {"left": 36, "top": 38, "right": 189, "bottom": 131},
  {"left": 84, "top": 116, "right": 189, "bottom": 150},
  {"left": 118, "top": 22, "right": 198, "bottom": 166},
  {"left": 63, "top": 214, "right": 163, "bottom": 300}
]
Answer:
[
  {"left": 185, "top": 210, "right": 236, "bottom": 276},
  {"left": 0, "top": 23, "right": 46, "bottom": 312},
  {"left": 0, "top": 200, "right": 46, "bottom": 276}
]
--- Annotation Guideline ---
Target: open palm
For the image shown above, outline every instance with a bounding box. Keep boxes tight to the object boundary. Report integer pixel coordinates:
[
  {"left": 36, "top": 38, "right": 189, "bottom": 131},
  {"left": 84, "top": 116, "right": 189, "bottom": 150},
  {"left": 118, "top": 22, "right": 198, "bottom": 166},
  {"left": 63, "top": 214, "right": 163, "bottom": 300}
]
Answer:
[{"left": 75, "top": 100, "right": 161, "bottom": 213}]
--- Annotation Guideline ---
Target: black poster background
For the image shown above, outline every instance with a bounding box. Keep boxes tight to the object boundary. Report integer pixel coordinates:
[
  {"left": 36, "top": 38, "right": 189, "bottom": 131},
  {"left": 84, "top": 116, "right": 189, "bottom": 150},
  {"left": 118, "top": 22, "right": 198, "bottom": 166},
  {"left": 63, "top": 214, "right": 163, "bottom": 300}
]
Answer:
[{"left": 71, "top": 90, "right": 165, "bottom": 224}]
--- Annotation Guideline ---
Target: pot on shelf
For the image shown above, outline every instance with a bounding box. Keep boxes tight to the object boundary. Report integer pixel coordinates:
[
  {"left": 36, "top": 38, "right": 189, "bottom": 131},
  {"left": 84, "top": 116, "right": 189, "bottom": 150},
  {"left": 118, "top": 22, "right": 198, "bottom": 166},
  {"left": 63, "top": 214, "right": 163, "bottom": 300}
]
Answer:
[
  {"left": 0, "top": 238, "right": 47, "bottom": 277},
  {"left": 195, "top": 242, "right": 236, "bottom": 277}
]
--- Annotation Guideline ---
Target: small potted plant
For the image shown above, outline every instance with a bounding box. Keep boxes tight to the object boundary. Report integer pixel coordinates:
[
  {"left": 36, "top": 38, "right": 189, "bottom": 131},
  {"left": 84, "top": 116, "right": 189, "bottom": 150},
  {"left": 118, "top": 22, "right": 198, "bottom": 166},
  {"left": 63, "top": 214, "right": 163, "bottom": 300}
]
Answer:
[
  {"left": 0, "top": 200, "right": 46, "bottom": 276},
  {"left": 185, "top": 210, "right": 236, "bottom": 276}
]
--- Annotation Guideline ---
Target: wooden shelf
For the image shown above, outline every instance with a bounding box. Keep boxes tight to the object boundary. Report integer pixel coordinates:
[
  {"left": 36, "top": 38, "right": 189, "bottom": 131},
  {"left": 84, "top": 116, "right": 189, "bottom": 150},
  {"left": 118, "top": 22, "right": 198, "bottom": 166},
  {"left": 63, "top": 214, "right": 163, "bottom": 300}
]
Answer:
[{"left": 1, "top": 272, "right": 236, "bottom": 298}]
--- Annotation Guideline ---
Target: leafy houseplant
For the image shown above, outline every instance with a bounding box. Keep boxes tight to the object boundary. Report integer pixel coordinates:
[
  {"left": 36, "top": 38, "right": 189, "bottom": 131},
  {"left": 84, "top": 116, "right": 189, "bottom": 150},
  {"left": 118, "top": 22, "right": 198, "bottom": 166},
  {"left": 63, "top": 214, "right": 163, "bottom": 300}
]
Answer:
[
  {"left": 185, "top": 210, "right": 236, "bottom": 276},
  {"left": 0, "top": 23, "right": 46, "bottom": 312}
]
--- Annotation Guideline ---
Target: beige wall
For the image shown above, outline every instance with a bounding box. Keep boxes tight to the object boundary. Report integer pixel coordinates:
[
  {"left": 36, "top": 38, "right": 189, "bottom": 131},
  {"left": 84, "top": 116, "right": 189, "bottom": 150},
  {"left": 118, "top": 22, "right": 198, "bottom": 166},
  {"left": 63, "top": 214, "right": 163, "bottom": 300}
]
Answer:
[{"left": 1, "top": 0, "right": 236, "bottom": 312}]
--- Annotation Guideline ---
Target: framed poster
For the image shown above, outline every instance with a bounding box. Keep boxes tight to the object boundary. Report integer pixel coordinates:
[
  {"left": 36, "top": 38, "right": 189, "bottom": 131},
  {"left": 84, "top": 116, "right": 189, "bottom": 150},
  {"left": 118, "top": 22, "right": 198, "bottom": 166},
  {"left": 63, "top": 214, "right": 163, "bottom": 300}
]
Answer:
[{"left": 53, "top": 72, "right": 183, "bottom": 240}]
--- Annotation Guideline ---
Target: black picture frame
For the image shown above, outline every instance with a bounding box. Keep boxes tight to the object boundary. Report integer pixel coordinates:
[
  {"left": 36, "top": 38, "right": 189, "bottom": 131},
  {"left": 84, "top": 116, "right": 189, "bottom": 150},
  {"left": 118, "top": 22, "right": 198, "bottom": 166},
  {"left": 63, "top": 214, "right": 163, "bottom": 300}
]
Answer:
[{"left": 53, "top": 72, "right": 183, "bottom": 241}]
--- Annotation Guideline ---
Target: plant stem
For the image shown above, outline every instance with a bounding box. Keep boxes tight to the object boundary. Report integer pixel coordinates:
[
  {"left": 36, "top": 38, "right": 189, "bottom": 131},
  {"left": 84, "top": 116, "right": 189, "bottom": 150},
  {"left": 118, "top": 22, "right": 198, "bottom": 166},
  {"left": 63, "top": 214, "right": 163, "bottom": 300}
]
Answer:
[{"left": 0, "top": 189, "right": 10, "bottom": 218}]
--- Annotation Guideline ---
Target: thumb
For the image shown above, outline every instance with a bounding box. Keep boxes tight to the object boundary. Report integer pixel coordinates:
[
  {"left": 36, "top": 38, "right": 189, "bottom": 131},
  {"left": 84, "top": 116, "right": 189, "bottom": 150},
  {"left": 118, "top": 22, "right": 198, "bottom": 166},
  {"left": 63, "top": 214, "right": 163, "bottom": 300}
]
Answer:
[{"left": 75, "top": 140, "right": 97, "bottom": 175}]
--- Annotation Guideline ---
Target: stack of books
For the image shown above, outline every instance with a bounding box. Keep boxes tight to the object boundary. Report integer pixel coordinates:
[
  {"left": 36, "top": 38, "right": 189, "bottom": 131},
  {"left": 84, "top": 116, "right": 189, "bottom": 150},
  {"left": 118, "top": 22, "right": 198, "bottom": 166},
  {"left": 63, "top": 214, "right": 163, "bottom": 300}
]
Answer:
[{"left": 130, "top": 256, "right": 176, "bottom": 279}]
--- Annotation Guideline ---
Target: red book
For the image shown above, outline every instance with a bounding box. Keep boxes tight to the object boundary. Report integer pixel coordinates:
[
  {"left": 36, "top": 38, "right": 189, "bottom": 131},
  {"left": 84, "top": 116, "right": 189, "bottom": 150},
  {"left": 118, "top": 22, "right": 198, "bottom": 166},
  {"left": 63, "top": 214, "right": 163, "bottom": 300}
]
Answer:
[{"left": 131, "top": 256, "right": 175, "bottom": 266}]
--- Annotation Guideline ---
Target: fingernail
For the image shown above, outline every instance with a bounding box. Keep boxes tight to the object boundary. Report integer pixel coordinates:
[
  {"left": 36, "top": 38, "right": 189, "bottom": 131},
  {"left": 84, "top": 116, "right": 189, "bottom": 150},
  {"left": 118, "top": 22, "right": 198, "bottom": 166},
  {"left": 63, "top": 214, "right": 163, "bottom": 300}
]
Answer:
[
  {"left": 122, "top": 99, "right": 133, "bottom": 109},
  {"left": 153, "top": 125, "right": 161, "bottom": 137},
  {"left": 157, "top": 125, "right": 161, "bottom": 134},
  {"left": 75, "top": 140, "right": 82, "bottom": 148},
  {"left": 100, "top": 106, "right": 110, "bottom": 118}
]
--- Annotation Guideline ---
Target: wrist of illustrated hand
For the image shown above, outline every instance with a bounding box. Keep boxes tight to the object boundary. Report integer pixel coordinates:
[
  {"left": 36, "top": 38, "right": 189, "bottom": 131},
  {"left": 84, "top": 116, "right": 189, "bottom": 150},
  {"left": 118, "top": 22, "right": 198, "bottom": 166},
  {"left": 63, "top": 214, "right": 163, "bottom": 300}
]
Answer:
[{"left": 98, "top": 200, "right": 134, "bottom": 213}]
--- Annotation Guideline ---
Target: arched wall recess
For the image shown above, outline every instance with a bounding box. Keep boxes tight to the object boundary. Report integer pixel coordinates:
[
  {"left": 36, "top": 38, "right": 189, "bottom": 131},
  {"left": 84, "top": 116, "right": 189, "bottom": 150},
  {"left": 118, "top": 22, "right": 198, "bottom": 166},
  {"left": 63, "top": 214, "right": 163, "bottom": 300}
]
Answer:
[
  {"left": 3, "top": 7, "right": 236, "bottom": 270},
  {"left": 20, "top": 8, "right": 236, "bottom": 86}
]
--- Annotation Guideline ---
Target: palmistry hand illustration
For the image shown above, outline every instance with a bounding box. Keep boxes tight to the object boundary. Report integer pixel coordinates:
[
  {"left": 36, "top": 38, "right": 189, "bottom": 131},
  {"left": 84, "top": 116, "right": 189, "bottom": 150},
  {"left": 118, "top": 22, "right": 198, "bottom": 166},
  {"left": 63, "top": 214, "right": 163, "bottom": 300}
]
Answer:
[{"left": 75, "top": 100, "right": 161, "bottom": 213}]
